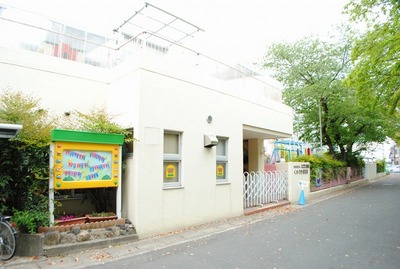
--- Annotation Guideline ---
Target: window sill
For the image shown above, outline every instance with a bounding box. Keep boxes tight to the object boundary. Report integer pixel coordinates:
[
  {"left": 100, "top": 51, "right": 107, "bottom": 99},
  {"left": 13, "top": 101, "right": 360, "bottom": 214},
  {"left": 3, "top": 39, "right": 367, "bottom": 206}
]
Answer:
[
  {"left": 163, "top": 185, "right": 184, "bottom": 190},
  {"left": 216, "top": 181, "right": 230, "bottom": 185}
]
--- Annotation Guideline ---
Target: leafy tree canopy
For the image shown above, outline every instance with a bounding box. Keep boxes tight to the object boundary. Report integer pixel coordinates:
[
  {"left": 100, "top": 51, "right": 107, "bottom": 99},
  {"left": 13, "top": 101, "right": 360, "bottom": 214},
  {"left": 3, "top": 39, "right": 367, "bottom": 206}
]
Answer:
[
  {"left": 59, "top": 107, "right": 133, "bottom": 139},
  {"left": 0, "top": 89, "right": 56, "bottom": 147},
  {"left": 344, "top": 0, "right": 400, "bottom": 114},
  {"left": 261, "top": 34, "right": 395, "bottom": 165}
]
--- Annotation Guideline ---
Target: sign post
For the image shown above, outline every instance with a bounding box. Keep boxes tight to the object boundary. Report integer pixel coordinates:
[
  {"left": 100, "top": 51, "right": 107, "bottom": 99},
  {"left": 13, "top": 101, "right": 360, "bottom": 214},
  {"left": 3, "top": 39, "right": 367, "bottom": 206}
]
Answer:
[{"left": 49, "top": 129, "right": 124, "bottom": 223}]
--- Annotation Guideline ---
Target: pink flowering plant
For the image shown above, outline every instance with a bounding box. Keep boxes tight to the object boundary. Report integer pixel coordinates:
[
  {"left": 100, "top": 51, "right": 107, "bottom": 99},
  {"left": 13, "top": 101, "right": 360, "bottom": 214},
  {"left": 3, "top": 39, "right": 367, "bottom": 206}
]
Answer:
[{"left": 58, "top": 214, "right": 76, "bottom": 221}]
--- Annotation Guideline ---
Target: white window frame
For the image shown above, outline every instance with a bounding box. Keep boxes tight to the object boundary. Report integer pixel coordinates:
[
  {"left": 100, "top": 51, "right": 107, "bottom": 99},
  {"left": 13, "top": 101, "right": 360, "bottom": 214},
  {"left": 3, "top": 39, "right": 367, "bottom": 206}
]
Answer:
[
  {"left": 163, "top": 131, "right": 182, "bottom": 188},
  {"left": 216, "top": 137, "right": 228, "bottom": 182}
]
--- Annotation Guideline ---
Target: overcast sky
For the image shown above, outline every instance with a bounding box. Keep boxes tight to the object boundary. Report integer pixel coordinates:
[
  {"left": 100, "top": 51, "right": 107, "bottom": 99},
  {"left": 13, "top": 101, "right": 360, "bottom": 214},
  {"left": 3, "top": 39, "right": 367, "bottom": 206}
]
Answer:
[{"left": 0, "top": 0, "right": 349, "bottom": 63}]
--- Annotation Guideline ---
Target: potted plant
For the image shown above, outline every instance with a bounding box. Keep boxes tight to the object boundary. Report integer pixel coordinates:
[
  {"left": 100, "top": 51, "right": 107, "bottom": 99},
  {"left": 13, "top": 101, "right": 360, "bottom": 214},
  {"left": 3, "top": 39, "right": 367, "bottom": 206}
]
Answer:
[
  {"left": 85, "top": 212, "right": 117, "bottom": 223},
  {"left": 55, "top": 214, "right": 87, "bottom": 226}
]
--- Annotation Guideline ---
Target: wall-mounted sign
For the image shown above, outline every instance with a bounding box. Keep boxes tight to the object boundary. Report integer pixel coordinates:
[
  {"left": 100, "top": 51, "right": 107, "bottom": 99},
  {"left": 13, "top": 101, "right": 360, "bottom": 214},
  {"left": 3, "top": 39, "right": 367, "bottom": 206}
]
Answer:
[
  {"left": 51, "top": 129, "right": 124, "bottom": 190},
  {"left": 294, "top": 169, "right": 309, "bottom": 175},
  {"left": 217, "top": 164, "right": 224, "bottom": 177},
  {"left": 165, "top": 164, "right": 176, "bottom": 179},
  {"left": 298, "top": 180, "right": 309, "bottom": 187}
]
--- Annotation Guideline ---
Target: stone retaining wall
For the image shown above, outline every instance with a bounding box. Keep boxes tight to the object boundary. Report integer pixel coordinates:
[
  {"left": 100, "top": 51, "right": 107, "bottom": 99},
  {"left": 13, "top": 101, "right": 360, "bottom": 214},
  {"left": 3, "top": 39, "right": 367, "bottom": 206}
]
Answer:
[{"left": 17, "top": 219, "right": 138, "bottom": 257}]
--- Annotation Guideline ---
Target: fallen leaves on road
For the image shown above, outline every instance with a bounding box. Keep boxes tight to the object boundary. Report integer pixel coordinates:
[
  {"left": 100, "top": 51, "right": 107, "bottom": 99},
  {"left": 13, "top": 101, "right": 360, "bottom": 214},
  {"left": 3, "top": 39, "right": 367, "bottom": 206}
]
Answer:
[{"left": 90, "top": 252, "right": 113, "bottom": 261}]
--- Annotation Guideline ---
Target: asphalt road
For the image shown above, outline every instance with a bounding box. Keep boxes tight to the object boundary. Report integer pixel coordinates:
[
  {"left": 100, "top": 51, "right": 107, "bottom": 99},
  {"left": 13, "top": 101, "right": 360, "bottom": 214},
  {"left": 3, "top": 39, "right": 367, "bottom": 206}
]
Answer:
[{"left": 89, "top": 175, "right": 400, "bottom": 269}]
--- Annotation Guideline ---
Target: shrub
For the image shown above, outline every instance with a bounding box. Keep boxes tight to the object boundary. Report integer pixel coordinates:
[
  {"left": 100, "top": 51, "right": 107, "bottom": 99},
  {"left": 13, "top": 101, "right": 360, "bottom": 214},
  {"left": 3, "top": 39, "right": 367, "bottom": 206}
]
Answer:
[
  {"left": 376, "top": 159, "right": 385, "bottom": 173},
  {"left": 12, "top": 209, "right": 49, "bottom": 234},
  {"left": 292, "top": 153, "right": 346, "bottom": 182},
  {"left": 0, "top": 90, "right": 55, "bottom": 215}
]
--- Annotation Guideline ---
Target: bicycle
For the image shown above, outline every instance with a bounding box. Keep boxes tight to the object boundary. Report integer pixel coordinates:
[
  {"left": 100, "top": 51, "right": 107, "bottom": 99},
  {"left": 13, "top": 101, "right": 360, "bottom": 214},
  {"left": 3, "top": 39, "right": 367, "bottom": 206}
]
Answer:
[{"left": 0, "top": 216, "right": 17, "bottom": 261}]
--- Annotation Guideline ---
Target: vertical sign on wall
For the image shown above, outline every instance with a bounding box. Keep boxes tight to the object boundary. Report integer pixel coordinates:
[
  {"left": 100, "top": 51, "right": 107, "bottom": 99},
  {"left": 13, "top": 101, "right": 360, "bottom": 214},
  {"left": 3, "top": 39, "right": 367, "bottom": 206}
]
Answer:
[
  {"left": 217, "top": 164, "right": 224, "bottom": 177},
  {"left": 165, "top": 164, "right": 176, "bottom": 179}
]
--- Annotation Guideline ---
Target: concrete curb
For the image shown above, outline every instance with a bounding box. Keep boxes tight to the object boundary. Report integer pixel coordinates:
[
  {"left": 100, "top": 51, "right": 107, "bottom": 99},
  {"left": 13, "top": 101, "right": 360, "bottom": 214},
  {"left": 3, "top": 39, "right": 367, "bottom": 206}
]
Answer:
[{"left": 43, "top": 234, "right": 139, "bottom": 257}]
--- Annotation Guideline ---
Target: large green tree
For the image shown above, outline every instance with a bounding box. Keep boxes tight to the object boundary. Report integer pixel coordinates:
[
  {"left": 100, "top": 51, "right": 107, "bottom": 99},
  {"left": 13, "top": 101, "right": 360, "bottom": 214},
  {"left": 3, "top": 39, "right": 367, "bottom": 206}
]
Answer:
[
  {"left": 345, "top": 0, "right": 400, "bottom": 113},
  {"left": 261, "top": 36, "right": 393, "bottom": 165}
]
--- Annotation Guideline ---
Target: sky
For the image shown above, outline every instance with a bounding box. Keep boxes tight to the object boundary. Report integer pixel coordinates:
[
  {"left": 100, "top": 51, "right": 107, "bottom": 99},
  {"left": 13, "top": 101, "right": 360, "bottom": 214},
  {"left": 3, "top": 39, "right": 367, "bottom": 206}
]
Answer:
[{"left": 0, "top": 0, "right": 350, "bottom": 63}]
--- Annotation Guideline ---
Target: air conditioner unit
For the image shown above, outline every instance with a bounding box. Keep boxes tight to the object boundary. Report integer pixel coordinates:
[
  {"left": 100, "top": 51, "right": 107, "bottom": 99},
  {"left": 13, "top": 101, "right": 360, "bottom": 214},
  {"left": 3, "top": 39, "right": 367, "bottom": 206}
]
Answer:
[{"left": 0, "top": 123, "right": 23, "bottom": 138}]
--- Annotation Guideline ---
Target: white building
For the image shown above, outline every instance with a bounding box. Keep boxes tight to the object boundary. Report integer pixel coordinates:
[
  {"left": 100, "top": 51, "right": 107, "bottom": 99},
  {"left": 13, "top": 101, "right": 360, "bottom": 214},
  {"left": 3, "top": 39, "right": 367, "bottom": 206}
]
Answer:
[{"left": 0, "top": 4, "right": 293, "bottom": 237}]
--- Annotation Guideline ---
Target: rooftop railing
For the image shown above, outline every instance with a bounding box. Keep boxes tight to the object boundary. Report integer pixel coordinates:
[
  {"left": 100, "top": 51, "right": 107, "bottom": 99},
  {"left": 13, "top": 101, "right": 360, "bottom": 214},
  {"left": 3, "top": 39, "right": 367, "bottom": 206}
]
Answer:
[{"left": 0, "top": 8, "right": 282, "bottom": 102}]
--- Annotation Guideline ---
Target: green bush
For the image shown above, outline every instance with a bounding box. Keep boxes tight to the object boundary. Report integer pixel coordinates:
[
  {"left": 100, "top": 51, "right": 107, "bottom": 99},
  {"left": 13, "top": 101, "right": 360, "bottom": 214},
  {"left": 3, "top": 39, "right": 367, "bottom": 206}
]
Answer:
[
  {"left": 0, "top": 90, "right": 54, "bottom": 215},
  {"left": 12, "top": 209, "right": 50, "bottom": 234},
  {"left": 291, "top": 153, "right": 346, "bottom": 182},
  {"left": 376, "top": 160, "right": 385, "bottom": 173}
]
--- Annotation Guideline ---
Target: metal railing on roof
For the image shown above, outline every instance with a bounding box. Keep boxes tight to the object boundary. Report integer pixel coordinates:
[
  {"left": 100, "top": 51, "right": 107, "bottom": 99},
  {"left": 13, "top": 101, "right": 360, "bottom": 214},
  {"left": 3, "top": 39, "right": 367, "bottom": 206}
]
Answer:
[{"left": 0, "top": 14, "right": 282, "bottom": 102}]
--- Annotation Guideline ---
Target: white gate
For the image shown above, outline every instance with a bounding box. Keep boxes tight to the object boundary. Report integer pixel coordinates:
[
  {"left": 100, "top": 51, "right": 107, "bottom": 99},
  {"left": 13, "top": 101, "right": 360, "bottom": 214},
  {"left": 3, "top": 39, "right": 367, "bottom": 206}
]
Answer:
[{"left": 243, "top": 171, "right": 288, "bottom": 209}]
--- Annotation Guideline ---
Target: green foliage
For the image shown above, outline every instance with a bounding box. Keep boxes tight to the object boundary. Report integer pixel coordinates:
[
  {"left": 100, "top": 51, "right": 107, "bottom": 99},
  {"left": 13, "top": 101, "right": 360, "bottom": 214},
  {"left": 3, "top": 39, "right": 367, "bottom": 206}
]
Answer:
[
  {"left": 345, "top": 0, "right": 400, "bottom": 142},
  {"left": 261, "top": 33, "right": 392, "bottom": 165},
  {"left": 89, "top": 211, "right": 115, "bottom": 217},
  {"left": 60, "top": 107, "right": 133, "bottom": 139},
  {"left": 0, "top": 89, "right": 56, "bottom": 147},
  {"left": 376, "top": 159, "right": 386, "bottom": 173},
  {"left": 292, "top": 154, "right": 346, "bottom": 180},
  {"left": 0, "top": 90, "right": 54, "bottom": 215},
  {"left": 12, "top": 209, "right": 50, "bottom": 234}
]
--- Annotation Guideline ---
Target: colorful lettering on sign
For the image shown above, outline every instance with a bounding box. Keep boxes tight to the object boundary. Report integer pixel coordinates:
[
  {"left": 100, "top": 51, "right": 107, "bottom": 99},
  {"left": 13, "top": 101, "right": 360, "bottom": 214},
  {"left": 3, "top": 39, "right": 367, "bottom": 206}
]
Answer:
[
  {"left": 67, "top": 161, "right": 88, "bottom": 169},
  {"left": 89, "top": 152, "right": 106, "bottom": 162},
  {"left": 65, "top": 150, "right": 86, "bottom": 160},
  {"left": 166, "top": 164, "right": 176, "bottom": 179},
  {"left": 217, "top": 164, "right": 224, "bottom": 177},
  {"left": 52, "top": 135, "right": 122, "bottom": 189}
]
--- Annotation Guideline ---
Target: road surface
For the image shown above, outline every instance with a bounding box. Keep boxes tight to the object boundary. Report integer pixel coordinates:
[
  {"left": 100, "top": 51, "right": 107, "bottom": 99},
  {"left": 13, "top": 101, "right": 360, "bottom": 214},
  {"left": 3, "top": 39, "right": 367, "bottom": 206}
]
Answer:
[{"left": 89, "top": 175, "right": 400, "bottom": 269}]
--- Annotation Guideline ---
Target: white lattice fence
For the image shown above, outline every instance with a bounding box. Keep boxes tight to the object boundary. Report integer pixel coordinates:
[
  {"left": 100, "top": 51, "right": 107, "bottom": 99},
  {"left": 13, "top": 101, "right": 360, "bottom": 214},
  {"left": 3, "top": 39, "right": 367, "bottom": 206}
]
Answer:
[{"left": 243, "top": 171, "right": 288, "bottom": 209}]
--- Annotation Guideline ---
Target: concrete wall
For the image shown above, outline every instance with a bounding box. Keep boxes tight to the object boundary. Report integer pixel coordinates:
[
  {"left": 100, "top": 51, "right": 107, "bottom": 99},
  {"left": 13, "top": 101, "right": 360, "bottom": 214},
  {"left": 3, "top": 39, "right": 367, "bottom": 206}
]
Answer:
[
  {"left": 364, "top": 163, "right": 377, "bottom": 180},
  {"left": 276, "top": 162, "right": 310, "bottom": 204}
]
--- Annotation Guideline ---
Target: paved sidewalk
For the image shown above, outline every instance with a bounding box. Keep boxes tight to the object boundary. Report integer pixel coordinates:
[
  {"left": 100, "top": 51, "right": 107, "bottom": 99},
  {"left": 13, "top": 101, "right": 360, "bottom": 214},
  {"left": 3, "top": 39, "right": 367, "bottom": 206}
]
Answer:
[{"left": 1, "top": 177, "right": 378, "bottom": 269}]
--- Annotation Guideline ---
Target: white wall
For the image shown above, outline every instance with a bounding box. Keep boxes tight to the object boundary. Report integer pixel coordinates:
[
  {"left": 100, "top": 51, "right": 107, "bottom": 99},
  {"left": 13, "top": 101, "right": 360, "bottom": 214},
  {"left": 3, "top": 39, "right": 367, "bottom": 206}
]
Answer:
[
  {"left": 111, "top": 52, "right": 293, "bottom": 236},
  {"left": 364, "top": 163, "right": 377, "bottom": 180},
  {"left": 0, "top": 47, "right": 109, "bottom": 116}
]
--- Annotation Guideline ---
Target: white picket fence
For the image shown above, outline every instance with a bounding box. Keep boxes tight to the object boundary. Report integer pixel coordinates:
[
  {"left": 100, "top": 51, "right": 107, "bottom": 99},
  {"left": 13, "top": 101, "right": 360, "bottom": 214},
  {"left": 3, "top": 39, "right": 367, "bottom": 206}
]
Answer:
[{"left": 243, "top": 171, "right": 288, "bottom": 209}]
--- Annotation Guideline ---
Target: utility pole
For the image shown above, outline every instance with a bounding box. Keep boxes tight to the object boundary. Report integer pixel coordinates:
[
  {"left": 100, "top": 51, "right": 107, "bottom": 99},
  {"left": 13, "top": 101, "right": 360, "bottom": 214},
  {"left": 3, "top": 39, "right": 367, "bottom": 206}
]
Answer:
[{"left": 319, "top": 100, "right": 323, "bottom": 152}]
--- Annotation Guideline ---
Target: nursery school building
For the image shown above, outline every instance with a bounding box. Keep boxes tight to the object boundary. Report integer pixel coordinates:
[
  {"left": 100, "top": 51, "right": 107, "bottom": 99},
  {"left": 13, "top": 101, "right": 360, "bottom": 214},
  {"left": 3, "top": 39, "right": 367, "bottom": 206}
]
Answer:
[{"left": 0, "top": 4, "right": 293, "bottom": 237}]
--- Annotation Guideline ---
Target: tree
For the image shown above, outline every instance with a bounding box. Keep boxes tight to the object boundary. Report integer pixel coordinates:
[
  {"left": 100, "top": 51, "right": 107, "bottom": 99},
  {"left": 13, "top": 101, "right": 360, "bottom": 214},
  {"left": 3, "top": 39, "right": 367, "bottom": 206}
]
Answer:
[
  {"left": 345, "top": 0, "right": 400, "bottom": 114},
  {"left": 261, "top": 36, "right": 393, "bottom": 165},
  {"left": 0, "top": 90, "right": 56, "bottom": 214}
]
